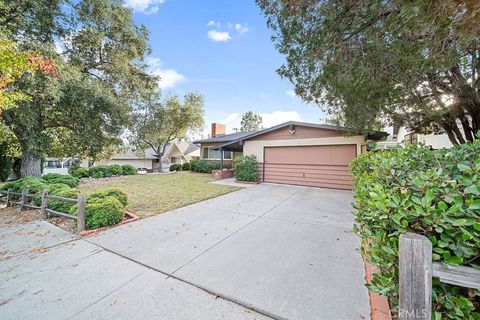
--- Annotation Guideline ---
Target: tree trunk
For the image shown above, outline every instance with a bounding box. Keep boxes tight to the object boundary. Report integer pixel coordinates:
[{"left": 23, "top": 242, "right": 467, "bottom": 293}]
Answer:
[
  {"left": 20, "top": 151, "right": 42, "bottom": 177},
  {"left": 158, "top": 153, "right": 165, "bottom": 173}
]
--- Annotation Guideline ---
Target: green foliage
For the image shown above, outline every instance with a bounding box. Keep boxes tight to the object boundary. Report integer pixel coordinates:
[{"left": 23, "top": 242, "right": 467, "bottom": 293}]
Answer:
[
  {"left": 189, "top": 160, "right": 220, "bottom": 173},
  {"left": 240, "top": 111, "right": 263, "bottom": 132},
  {"left": 42, "top": 173, "right": 80, "bottom": 187},
  {"left": 71, "top": 167, "right": 90, "bottom": 178},
  {"left": 110, "top": 164, "right": 123, "bottom": 175},
  {"left": 258, "top": 1, "right": 480, "bottom": 143},
  {"left": 169, "top": 164, "right": 181, "bottom": 171},
  {"left": 350, "top": 141, "right": 480, "bottom": 319},
  {"left": 47, "top": 187, "right": 79, "bottom": 213},
  {"left": 129, "top": 90, "right": 204, "bottom": 172},
  {"left": 89, "top": 165, "right": 113, "bottom": 179},
  {"left": 2, "top": 0, "right": 155, "bottom": 176},
  {"left": 234, "top": 155, "right": 258, "bottom": 182},
  {"left": 181, "top": 162, "right": 190, "bottom": 171},
  {"left": 72, "top": 196, "right": 124, "bottom": 229},
  {"left": 121, "top": 165, "right": 136, "bottom": 175},
  {"left": 86, "top": 189, "right": 128, "bottom": 207},
  {"left": 1, "top": 176, "right": 47, "bottom": 193}
]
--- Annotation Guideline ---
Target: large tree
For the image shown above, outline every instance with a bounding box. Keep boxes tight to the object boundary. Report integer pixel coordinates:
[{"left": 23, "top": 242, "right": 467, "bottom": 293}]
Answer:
[
  {"left": 240, "top": 111, "right": 263, "bottom": 132},
  {"left": 130, "top": 91, "right": 204, "bottom": 172},
  {"left": 1, "top": 0, "right": 153, "bottom": 176},
  {"left": 257, "top": 0, "right": 480, "bottom": 144}
]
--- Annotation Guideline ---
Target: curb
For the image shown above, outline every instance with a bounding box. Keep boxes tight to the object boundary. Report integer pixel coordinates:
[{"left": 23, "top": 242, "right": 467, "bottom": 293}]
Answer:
[{"left": 364, "top": 261, "right": 393, "bottom": 320}]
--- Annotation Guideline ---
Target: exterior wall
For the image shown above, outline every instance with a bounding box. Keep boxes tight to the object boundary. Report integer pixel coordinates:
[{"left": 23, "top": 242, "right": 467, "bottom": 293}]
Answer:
[
  {"left": 416, "top": 133, "right": 453, "bottom": 149},
  {"left": 243, "top": 135, "right": 366, "bottom": 162}
]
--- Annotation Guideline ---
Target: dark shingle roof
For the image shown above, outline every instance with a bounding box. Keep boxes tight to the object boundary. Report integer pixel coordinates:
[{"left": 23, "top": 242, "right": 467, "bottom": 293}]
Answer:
[
  {"left": 184, "top": 143, "right": 199, "bottom": 155},
  {"left": 193, "top": 131, "right": 254, "bottom": 144}
]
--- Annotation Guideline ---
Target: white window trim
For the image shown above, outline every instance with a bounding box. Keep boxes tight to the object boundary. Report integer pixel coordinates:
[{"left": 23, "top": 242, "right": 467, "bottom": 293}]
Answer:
[{"left": 202, "top": 147, "right": 232, "bottom": 160}]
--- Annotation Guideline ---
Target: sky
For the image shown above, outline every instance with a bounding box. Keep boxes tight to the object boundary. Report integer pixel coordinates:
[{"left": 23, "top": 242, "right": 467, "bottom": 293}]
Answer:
[{"left": 125, "top": 0, "right": 326, "bottom": 135}]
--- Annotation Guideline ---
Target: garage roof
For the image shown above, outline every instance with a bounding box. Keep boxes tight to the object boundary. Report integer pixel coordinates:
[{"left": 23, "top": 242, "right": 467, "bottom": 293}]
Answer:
[{"left": 212, "top": 121, "right": 388, "bottom": 150}]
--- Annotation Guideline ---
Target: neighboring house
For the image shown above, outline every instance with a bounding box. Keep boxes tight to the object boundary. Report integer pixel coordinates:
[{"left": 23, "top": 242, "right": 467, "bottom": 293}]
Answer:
[
  {"left": 43, "top": 158, "right": 75, "bottom": 175},
  {"left": 84, "top": 141, "right": 200, "bottom": 170},
  {"left": 195, "top": 121, "right": 387, "bottom": 190},
  {"left": 385, "top": 126, "right": 454, "bottom": 149}
]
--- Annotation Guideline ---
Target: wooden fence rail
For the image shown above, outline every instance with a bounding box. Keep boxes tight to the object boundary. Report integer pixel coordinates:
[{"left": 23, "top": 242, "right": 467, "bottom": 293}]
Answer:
[
  {"left": 399, "top": 233, "right": 480, "bottom": 319},
  {"left": 1, "top": 188, "right": 86, "bottom": 234}
]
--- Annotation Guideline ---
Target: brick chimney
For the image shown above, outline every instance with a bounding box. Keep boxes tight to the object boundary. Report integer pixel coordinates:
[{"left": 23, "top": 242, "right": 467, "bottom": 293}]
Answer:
[{"left": 211, "top": 123, "right": 226, "bottom": 137}]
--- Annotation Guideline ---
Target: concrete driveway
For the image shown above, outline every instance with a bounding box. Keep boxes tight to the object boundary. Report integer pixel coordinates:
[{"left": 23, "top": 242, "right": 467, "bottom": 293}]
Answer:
[
  {"left": 0, "top": 183, "right": 369, "bottom": 320},
  {"left": 88, "top": 183, "right": 370, "bottom": 320}
]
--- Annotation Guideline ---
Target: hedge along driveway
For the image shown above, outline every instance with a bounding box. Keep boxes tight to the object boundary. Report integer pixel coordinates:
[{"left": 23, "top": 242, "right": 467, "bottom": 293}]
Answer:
[{"left": 78, "top": 172, "right": 241, "bottom": 217}]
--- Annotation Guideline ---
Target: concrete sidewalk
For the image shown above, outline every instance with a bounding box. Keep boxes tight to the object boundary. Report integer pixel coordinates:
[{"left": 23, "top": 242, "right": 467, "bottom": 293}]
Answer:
[{"left": 0, "top": 221, "right": 269, "bottom": 320}]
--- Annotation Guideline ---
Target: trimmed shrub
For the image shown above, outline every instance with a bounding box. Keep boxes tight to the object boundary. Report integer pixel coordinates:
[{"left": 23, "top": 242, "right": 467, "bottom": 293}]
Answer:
[
  {"left": 189, "top": 160, "right": 220, "bottom": 173},
  {"left": 32, "top": 183, "right": 72, "bottom": 206},
  {"left": 169, "top": 163, "right": 182, "bottom": 171},
  {"left": 181, "top": 162, "right": 190, "bottom": 171},
  {"left": 234, "top": 155, "right": 258, "bottom": 182},
  {"left": 1, "top": 176, "right": 48, "bottom": 193},
  {"left": 87, "top": 189, "right": 128, "bottom": 207},
  {"left": 71, "top": 167, "right": 90, "bottom": 178},
  {"left": 121, "top": 164, "right": 137, "bottom": 175},
  {"left": 71, "top": 197, "right": 124, "bottom": 229},
  {"left": 89, "top": 165, "right": 113, "bottom": 179},
  {"left": 110, "top": 164, "right": 123, "bottom": 176},
  {"left": 350, "top": 142, "right": 480, "bottom": 318},
  {"left": 47, "top": 187, "right": 79, "bottom": 213},
  {"left": 43, "top": 173, "right": 80, "bottom": 188}
]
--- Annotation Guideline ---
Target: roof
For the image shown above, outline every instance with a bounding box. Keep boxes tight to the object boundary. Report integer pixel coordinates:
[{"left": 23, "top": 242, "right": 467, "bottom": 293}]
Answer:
[
  {"left": 212, "top": 121, "right": 388, "bottom": 150},
  {"left": 184, "top": 143, "right": 199, "bottom": 155},
  {"left": 193, "top": 131, "right": 255, "bottom": 144}
]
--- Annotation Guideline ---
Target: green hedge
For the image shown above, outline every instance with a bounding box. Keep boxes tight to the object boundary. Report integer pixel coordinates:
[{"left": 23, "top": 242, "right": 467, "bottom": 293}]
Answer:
[
  {"left": 71, "top": 196, "right": 124, "bottom": 229},
  {"left": 181, "top": 162, "right": 190, "bottom": 171},
  {"left": 1, "top": 176, "right": 48, "bottom": 193},
  {"left": 86, "top": 189, "right": 128, "bottom": 207},
  {"left": 189, "top": 160, "right": 221, "bottom": 173},
  {"left": 121, "top": 165, "right": 137, "bottom": 175},
  {"left": 71, "top": 167, "right": 90, "bottom": 178},
  {"left": 169, "top": 163, "right": 182, "bottom": 171},
  {"left": 43, "top": 173, "right": 80, "bottom": 188},
  {"left": 234, "top": 155, "right": 258, "bottom": 182},
  {"left": 350, "top": 142, "right": 480, "bottom": 319}
]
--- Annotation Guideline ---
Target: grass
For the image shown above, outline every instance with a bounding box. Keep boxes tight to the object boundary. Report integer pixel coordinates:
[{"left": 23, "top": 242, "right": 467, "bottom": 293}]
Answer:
[{"left": 78, "top": 172, "right": 241, "bottom": 217}]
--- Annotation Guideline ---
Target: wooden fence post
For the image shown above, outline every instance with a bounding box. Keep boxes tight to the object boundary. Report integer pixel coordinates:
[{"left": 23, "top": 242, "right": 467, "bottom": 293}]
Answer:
[
  {"left": 77, "top": 194, "right": 86, "bottom": 234},
  {"left": 20, "top": 189, "right": 28, "bottom": 211},
  {"left": 399, "top": 233, "right": 432, "bottom": 320},
  {"left": 6, "top": 189, "right": 12, "bottom": 207},
  {"left": 40, "top": 189, "right": 48, "bottom": 219}
]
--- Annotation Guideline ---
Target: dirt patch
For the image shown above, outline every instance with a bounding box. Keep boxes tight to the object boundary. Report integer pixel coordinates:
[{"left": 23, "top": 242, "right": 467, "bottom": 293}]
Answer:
[{"left": 0, "top": 205, "right": 76, "bottom": 234}]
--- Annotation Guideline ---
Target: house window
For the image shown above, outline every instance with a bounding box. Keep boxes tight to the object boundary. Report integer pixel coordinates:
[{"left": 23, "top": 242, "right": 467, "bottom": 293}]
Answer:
[
  {"left": 202, "top": 147, "right": 232, "bottom": 160},
  {"left": 404, "top": 133, "right": 418, "bottom": 145},
  {"left": 171, "top": 156, "right": 180, "bottom": 164}
]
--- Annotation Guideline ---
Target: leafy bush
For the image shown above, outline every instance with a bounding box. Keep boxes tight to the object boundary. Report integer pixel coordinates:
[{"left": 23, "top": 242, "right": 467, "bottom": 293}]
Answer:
[
  {"left": 71, "top": 196, "right": 124, "bottom": 229},
  {"left": 43, "top": 173, "right": 80, "bottom": 188},
  {"left": 350, "top": 142, "right": 480, "bottom": 319},
  {"left": 110, "top": 164, "right": 123, "bottom": 176},
  {"left": 234, "top": 155, "right": 258, "bottom": 182},
  {"left": 32, "top": 183, "right": 72, "bottom": 206},
  {"left": 89, "top": 165, "right": 114, "bottom": 178},
  {"left": 181, "top": 162, "right": 190, "bottom": 171},
  {"left": 121, "top": 164, "right": 137, "bottom": 175},
  {"left": 169, "top": 163, "right": 182, "bottom": 171},
  {"left": 1, "top": 176, "right": 48, "bottom": 193},
  {"left": 189, "top": 160, "right": 221, "bottom": 173},
  {"left": 47, "top": 187, "right": 79, "bottom": 213},
  {"left": 71, "top": 167, "right": 90, "bottom": 178},
  {"left": 87, "top": 189, "right": 128, "bottom": 207}
]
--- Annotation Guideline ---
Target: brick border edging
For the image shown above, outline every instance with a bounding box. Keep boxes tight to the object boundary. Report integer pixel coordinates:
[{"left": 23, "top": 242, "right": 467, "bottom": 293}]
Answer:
[
  {"left": 79, "top": 211, "right": 140, "bottom": 237},
  {"left": 364, "top": 260, "right": 393, "bottom": 320}
]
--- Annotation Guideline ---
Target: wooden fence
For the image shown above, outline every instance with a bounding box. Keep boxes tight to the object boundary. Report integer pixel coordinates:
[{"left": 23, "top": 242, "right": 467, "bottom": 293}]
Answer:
[
  {"left": 0, "top": 189, "right": 86, "bottom": 234},
  {"left": 398, "top": 233, "right": 480, "bottom": 319}
]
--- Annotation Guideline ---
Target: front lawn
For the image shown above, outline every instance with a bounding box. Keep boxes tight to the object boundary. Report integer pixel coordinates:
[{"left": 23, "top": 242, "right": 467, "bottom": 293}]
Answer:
[{"left": 78, "top": 172, "right": 240, "bottom": 217}]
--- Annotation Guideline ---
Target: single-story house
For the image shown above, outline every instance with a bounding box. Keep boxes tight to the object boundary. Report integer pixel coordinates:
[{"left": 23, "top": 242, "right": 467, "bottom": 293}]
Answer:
[
  {"left": 194, "top": 121, "right": 387, "bottom": 190},
  {"left": 84, "top": 141, "right": 200, "bottom": 170}
]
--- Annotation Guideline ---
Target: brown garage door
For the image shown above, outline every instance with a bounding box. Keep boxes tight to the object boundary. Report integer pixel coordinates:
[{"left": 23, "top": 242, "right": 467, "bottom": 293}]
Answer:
[{"left": 263, "top": 145, "right": 356, "bottom": 189}]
